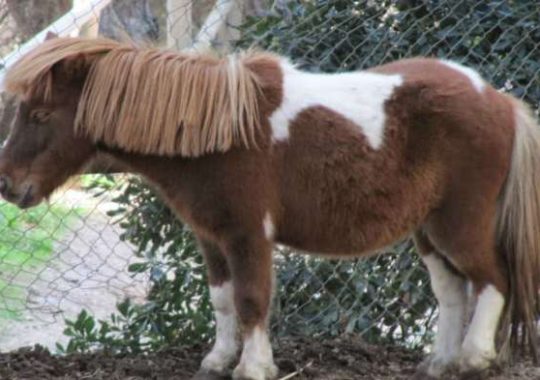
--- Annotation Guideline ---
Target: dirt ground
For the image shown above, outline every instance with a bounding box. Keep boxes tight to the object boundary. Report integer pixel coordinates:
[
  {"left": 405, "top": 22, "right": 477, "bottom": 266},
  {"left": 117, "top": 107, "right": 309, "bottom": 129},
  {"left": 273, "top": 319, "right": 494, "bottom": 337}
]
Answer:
[{"left": 1, "top": 336, "right": 539, "bottom": 380}]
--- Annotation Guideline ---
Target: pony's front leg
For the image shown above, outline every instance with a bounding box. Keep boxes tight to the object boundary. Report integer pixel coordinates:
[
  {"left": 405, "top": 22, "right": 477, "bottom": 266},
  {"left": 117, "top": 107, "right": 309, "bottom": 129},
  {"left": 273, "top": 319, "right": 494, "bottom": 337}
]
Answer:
[
  {"left": 225, "top": 233, "right": 278, "bottom": 380},
  {"left": 198, "top": 239, "right": 239, "bottom": 376}
]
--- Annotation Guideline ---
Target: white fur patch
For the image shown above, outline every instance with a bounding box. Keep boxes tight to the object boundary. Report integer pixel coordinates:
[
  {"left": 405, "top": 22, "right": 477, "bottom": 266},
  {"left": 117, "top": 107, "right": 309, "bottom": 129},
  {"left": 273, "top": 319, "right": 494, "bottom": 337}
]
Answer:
[
  {"left": 233, "top": 326, "right": 277, "bottom": 380},
  {"left": 201, "top": 282, "right": 238, "bottom": 374},
  {"left": 422, "top": 254, "right": 467, "bottom": 376},
  {"left": 263, "top": 212, "right": 275, "bottom": 240},
  {"left": 440, "top": 60, "right": 485, "bottom": 93},
  {"left": 461, "top": 285, "right": 504, "bottom": 370},
  {"left": 270, "top": 60, "right": 403, "bottom": 149}
]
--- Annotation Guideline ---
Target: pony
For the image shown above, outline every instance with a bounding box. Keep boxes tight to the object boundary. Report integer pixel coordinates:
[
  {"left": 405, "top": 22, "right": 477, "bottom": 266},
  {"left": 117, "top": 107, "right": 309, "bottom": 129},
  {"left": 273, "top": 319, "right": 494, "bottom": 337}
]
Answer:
[{"left": 0, "top": 36, "right": 539, "bottom": 380}]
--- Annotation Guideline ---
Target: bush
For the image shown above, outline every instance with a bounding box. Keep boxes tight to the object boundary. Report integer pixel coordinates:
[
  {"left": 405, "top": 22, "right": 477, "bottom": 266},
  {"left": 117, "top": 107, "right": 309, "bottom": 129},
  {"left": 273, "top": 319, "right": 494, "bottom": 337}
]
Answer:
[{"left": 59, "top": 176, "right": 213, "bottom": 354}]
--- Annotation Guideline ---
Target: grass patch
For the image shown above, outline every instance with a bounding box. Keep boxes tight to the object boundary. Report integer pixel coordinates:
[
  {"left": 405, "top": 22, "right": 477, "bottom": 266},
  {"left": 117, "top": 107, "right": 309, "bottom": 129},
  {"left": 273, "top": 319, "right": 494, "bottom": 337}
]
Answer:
[{"left": 0, "top": 201, "right": 84, "bottom": 322}]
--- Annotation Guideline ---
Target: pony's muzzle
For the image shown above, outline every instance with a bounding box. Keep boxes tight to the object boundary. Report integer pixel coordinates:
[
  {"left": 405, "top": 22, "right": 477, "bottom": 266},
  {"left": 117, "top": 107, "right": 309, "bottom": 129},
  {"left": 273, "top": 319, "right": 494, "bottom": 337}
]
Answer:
[{"left": 0, "top": 175, "right": 38, "bottom": 209}]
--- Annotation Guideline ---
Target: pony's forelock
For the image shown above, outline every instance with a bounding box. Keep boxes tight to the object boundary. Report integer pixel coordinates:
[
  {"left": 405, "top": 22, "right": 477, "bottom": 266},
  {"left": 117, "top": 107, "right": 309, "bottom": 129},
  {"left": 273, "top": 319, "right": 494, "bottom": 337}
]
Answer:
[{"left": 4, "top": 37, "right": 119, "bottom": 101}]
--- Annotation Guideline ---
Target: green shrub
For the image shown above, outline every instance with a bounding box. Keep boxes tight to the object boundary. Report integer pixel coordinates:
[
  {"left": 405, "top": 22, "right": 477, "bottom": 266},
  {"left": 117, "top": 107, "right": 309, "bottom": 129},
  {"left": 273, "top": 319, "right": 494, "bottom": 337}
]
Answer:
[{"left": 58, "top": 176, "right": 212, "bottom": 354}]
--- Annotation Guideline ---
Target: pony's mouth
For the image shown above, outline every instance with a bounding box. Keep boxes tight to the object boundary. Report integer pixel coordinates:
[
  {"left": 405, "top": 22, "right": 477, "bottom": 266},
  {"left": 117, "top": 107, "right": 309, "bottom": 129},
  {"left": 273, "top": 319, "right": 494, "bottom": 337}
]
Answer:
[
  {"left": 18, "top": 184, "right": 39, "bottom": 208},
  {"left": 1, "top": 183, "right": 42, "bottom": 209}
]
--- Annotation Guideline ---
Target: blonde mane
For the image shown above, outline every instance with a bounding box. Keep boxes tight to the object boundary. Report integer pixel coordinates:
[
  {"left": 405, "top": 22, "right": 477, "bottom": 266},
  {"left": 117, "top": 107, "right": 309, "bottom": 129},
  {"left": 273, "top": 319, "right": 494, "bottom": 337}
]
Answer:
[{"left": 4, "top": 37, "right": 268, "bottom": 157}]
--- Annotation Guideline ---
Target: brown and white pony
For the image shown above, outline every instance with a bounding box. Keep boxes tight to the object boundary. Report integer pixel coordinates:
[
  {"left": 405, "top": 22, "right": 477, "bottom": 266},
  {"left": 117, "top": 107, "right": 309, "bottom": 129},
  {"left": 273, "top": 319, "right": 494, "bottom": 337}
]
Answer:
[{"left": 0, "top": 37, "right": 539, "bottom": 380}]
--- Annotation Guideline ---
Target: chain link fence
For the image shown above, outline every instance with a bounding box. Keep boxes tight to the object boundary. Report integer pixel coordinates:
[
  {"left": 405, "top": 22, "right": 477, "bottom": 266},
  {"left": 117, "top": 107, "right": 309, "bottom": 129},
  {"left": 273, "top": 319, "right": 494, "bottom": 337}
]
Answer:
[{"left": 0, "top": 0, "right": 538, "bottom": 353}]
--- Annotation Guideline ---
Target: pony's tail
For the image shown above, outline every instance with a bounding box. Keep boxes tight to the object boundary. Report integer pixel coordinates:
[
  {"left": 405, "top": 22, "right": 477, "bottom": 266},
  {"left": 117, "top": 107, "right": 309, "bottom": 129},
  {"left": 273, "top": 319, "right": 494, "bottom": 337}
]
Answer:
[{"left": 496, "top": 98, "right": 540, "bottom": 362}]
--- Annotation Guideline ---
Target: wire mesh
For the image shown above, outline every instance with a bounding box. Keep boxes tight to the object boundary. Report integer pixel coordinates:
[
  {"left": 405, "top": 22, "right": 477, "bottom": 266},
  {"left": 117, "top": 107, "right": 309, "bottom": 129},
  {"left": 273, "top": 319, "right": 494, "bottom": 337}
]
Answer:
[{"left": 0, "top": 0, "right": 537, "bottom": 352}]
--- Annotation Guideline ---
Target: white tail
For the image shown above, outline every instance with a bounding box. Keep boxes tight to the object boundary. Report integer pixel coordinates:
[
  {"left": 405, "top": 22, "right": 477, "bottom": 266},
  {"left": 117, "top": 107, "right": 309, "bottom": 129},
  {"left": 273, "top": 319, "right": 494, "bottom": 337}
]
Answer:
[{"left": 496, "top": 98, "right": 540, "bottom": 361}]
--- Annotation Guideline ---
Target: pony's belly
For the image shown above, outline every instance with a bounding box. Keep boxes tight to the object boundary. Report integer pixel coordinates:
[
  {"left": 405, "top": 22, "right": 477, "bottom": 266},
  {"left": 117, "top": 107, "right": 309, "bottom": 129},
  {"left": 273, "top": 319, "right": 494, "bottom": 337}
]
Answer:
[
  {"left": 274, "top": 171, "right": 435, "bottom": 256},
  {"left": 276, "top": 235, "right": 383, "bottom": 258},
  {"left": 275, "top": 208, "right": 412, "bottom": 258}
]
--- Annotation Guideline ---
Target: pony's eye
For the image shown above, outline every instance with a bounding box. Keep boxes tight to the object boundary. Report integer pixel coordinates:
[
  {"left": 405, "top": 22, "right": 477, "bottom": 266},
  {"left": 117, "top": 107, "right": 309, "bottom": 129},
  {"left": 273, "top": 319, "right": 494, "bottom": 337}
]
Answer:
[{"left": 29, "top": 109, "right": 51, "bottom": 124}]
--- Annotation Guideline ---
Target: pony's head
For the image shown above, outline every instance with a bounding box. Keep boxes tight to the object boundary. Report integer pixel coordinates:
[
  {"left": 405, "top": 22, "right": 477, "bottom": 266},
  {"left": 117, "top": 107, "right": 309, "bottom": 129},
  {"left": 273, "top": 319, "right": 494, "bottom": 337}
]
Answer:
[
  {"left": 0, "top": 36, "right": 266, "bottom": 208},
  {"left": 0, "top": 37, "right": 111, "bottom": 208}
]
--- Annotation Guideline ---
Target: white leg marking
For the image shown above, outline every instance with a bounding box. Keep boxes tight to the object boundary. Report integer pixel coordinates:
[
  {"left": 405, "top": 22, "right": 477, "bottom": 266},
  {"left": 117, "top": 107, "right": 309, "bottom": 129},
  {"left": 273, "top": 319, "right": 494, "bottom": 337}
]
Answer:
[
  {"left": 269, "top": 59, "right": 403, "bottom": 148},
  {"left": 233, "top": 327, "right": 278, "bottom": 380},
  {"left": 263, "top": 212, "right": 275, "bottom": 240},
  {"left": 460, "top": 285, "right": 504, "bottom": 371},
  {"left": 201, "top": 282, "right": 239, "bottom": 374},
  {"left": 440, "top": 60, "right": 485, "bottom": 93},
  {"left": 422, "top": 254, "right": 467, "bottom": 377}
]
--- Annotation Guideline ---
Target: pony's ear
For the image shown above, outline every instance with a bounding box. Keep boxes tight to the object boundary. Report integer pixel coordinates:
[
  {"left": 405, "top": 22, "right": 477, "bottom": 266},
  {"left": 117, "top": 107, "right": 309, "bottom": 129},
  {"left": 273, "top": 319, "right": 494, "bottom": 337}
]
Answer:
[
  {"left": 52, "top": 53, "right": 94, "bottom": 84},
  {"left": 45, "top": 31, "right": 58, "bottom": 41}
]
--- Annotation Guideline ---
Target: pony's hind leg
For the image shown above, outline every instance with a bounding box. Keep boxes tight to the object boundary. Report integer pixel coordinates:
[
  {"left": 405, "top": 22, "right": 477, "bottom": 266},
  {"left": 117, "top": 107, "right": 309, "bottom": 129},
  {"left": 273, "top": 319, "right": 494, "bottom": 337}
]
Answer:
[
  {"left": 425, "top": 199, "right": 508, "bottom": 377},
  {"left": 414, "top": 231, "right": 468, "bottom": 378},
  {"left": 197, "top": 239, "right": 239, "bottom": 376},
  {"left": 459, "top": 278, "right": 505, "bottom": 375}
]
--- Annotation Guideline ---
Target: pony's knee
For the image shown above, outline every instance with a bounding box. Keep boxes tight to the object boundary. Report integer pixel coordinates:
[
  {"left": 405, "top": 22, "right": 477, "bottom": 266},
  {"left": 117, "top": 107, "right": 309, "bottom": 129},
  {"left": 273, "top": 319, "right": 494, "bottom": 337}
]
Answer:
[
  {"left": 199, "top": 238, "right": 231, "bottom": 286},
  {"left": 235, "top": 292, "right": 270, "bottom": 328},
  {"left": 422, "top": 254, "right": 466, "bottom": 307},
  {"left": 210, "top": 282, "right": 235, "bottom": 314}
]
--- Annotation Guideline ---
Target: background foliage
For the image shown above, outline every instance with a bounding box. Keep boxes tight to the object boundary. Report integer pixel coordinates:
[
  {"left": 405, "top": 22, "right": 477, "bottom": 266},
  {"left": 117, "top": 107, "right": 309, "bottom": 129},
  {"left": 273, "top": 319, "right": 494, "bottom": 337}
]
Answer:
[{"left": 60, "top": 0, "right": 540, "bottom": 354}]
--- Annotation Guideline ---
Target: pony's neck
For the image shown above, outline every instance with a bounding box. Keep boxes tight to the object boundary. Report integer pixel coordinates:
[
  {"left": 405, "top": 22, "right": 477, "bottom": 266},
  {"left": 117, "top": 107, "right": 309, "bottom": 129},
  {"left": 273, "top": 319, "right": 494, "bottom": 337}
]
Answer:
[
  {"left": 241, "top": 54, "right": 284, "bottom": 122},
  {"left": 99, "top": 149, "right": 182, "bottom": 185},
  {"left": 102, "top": 150, "right": 192, "bottom": 212},
  {"left": 100, "top": 149, "right": 230, "bottom": 231},
  {"left": 93, "top": 53, "right": 284, "bottom": 206}
]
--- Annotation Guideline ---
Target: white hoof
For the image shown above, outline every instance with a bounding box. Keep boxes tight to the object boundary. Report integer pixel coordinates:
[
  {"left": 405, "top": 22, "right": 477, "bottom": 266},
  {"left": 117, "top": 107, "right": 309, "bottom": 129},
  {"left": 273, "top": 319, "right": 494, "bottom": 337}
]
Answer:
[
  {"left": 201, "top": 349, "right": 237, "bottom": 375},
  {"left": 459, "top": 346, "right": 495, "bottom": 374},
  {"left": 234, "top": 327, "right": 277, "bottom": 380},
  {"left": 232, "top": 361, "right": 278, "bottom": 380},
  {"left": 417, "top": 353, "right": 459, "bottom": 378}
]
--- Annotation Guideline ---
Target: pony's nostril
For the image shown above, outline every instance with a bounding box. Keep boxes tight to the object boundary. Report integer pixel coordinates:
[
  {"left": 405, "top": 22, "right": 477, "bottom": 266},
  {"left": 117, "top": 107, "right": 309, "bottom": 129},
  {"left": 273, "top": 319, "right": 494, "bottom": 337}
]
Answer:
[{"left": 0, "top": 175, "right": 11, "bottom": 195}]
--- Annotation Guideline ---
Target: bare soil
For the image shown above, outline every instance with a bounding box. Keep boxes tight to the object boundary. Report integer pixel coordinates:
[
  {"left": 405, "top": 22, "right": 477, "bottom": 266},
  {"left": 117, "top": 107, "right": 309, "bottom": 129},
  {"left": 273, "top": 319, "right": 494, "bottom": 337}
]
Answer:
[{"left": 1, "top": 336, "right": 538, "bottom": 380}]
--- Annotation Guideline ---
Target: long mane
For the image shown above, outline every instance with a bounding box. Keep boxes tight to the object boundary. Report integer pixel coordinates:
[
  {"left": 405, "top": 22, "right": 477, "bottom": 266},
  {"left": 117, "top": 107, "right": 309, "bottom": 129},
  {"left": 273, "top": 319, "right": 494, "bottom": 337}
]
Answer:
[{"left": 4, "top": 37, "right": 269, "bottom": 157}]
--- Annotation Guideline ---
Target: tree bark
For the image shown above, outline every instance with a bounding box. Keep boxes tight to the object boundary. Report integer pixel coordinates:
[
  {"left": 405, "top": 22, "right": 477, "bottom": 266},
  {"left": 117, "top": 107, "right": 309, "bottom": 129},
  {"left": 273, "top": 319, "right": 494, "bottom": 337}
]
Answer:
[
  {"left": 5, "top": 0, "right": 71, "bottom": 39},
  {"left": 99, "top": 0, "right": 160, "bottom": 42}
]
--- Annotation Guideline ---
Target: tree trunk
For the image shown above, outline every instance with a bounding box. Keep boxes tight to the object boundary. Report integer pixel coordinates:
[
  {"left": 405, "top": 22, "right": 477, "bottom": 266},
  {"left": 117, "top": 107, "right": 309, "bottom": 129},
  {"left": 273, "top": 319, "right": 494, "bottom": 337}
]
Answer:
[
  {"left": 99, "top": 0, "right": 160, "bottom": 42},
  {"left": 5, "top": 0, "right": 71, "bottom": 39}
]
